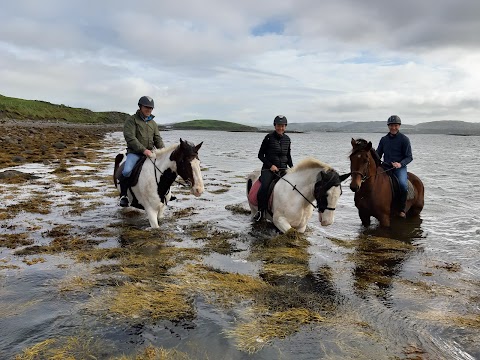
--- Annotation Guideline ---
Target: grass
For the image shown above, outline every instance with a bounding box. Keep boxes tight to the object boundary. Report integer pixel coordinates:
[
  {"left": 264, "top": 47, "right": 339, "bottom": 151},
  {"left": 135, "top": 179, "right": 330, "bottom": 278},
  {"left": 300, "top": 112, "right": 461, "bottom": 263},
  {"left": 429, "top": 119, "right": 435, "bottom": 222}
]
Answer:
[
  {"left": 0, "top": 94, "right": 129, "bottom": 124},
  {"left": 1, "top": 94, "right": 258, "bottom": 131}
]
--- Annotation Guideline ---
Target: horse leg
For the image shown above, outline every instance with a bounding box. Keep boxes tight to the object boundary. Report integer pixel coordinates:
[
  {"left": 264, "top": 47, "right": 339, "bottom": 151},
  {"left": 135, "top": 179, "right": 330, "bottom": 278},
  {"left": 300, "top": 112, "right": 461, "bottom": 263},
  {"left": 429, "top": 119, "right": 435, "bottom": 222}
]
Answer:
[
  {"left": 296, "top": 224, "right": 307, "bottom": 234},
  {"left": 378, "top": 214, "right": 391, "bottom": 227},
  {"left": 145, "top": 206, "right": 160, "bottom": 229},
  {"left": 358, "top": 209, "right": 371, "bottom": 227},
  {"left": 157, "top": 203, "right": 166, "bottom": 220},
  {"left": 273, "top": 214, "right": 292, "bottom": 234}
]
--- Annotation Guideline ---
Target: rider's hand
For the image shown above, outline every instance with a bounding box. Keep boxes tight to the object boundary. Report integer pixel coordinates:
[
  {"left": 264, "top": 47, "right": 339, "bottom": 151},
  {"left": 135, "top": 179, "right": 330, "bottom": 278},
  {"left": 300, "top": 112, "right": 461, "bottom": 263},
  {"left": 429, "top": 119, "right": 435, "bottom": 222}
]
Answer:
[
  {"left": 143, "top": 149, "right": 154, "bottom": 158},
  {"left": 391, "top": 162, "right": 401, "bottom": 168},
  {"left": 270, "top": 165, "right": 279, "bottom": 172}
]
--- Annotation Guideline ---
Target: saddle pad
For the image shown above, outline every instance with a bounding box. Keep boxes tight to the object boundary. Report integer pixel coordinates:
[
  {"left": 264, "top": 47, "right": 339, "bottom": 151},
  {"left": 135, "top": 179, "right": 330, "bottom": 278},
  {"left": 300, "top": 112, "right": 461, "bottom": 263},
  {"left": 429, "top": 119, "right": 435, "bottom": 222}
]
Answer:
[
  {"left": 248, "top": 179, "right": 274, "bottom": 209},
  {"left": 407, "top": 180, "right": 415, "bottom": 200},
  {"left": 248, "top": 179, "right": 261, "bottom": 206}
]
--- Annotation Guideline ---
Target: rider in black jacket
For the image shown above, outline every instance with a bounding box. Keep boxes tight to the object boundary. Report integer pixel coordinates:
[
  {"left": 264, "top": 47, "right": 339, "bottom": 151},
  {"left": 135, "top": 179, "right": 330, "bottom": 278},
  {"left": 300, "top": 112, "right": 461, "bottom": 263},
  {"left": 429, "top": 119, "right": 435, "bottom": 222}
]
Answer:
[{"left": 254, "top": 115, "right": 293, "bottom": 221}]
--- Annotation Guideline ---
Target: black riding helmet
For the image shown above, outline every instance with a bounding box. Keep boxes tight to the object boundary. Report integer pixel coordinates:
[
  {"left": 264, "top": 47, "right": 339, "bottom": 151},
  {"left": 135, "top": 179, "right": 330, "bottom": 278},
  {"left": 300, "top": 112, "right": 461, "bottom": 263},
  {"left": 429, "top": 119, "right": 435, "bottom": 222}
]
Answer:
[
  {"left": 387, "top": 115, "right": 401, "bottom": 125},
  {"left": 138, "top": 96, "right": 154, "bottom": 109},
  {"left": 273, "top": 115, "right": 287, "bottom": 126}
]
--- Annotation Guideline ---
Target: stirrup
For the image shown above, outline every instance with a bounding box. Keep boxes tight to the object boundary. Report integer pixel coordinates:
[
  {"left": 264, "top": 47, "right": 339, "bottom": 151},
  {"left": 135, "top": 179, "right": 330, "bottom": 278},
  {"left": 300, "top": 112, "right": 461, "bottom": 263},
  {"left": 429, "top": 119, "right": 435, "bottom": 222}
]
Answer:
[
  {"left": 253, "top": 211, "right": 262, "bottom": 222},
  {"left": 119, "top": 196, "right": 129, "bottom": 207}
]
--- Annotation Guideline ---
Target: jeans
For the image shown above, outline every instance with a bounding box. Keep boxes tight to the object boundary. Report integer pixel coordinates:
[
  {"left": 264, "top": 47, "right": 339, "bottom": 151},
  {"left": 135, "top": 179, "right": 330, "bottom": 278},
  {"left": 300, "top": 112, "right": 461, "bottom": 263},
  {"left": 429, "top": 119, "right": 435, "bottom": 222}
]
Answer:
[
  {"left": 122, "top": 153, "right": 142, "bottom": 177},
  {"left": 393, "top": 166, "right": 408, "bottom": 211}
]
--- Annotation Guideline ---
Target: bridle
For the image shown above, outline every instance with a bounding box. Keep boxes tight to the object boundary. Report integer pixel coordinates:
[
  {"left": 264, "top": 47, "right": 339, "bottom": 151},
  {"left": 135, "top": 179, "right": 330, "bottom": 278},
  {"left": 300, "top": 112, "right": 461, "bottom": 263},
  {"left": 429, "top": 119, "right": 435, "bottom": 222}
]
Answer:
[
  {"left": 350, "top": 155, "right": 371, "bottom": 183},
  {"left": 271, "top": 170, "right": 342, "bottom": 213},
  {"left": 149, "top": 157, "right": 193, "bottom": 188},
  {"left": 350, "top": 149, "right": 395, "bottom": 183}
]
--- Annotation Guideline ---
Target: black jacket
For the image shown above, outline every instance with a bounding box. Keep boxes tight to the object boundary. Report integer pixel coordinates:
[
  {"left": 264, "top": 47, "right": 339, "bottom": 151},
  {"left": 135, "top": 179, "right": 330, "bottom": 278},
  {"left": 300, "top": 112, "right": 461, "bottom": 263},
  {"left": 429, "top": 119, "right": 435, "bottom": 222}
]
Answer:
[{"left": 258, "top": 131, "right": 293, "bottom": 170}]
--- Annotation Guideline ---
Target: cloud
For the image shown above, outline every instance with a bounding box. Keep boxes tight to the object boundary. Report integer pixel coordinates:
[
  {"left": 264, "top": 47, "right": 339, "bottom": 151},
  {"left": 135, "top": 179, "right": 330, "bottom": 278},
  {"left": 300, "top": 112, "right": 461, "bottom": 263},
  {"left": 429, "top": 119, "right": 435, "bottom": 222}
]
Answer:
[{"left": 0, "top": 0, "right": 479, "bottom": 124}]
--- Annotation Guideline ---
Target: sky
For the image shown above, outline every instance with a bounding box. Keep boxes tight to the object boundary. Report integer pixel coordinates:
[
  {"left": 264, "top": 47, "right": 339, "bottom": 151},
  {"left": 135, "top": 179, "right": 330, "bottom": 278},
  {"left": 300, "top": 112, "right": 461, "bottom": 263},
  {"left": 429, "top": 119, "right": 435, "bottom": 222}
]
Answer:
[{"left": 1, "top": 0, "right": 480, "bottom": 125}]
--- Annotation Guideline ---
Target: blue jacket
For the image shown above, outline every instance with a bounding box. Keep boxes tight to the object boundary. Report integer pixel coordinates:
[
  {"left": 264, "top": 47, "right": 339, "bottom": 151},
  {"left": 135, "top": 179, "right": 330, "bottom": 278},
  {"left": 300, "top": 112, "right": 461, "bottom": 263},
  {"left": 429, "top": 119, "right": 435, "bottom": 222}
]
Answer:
[{"left": 376, "top": 132, "right": 412, "bottom": 167}]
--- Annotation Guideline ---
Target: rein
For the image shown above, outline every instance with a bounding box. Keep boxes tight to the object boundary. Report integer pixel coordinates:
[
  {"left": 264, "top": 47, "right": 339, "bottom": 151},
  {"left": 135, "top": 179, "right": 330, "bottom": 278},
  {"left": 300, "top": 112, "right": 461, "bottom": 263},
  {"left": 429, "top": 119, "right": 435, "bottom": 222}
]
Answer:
[
  {"left": 270, "top": 169, "right": 342, "bottom": 212},
  {"left": 351, "top": 156, "right": 395, "bottom": 183},
  {"left": 149, "top": 158, "right": 192, "bottom": 188},
  {"left": 271, "top": 170, "right": 318, "bottom": 209}
]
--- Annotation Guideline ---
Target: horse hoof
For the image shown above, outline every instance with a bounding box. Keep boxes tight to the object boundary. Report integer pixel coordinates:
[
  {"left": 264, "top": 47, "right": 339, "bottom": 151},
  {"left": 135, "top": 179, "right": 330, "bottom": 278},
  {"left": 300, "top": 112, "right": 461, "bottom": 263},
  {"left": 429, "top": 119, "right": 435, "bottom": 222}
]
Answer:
[{"left": 119, "top": 196, "right": 129, "bottom": 207}]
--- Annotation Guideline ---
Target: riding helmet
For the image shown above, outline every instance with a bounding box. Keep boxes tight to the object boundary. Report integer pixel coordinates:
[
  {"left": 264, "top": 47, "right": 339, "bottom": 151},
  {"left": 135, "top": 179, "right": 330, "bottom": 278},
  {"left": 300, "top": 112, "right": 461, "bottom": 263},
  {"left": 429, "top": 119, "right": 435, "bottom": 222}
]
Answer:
[
  {"left": 138, "top": 96, "right": 155, "bottom": 109},
  {"left": 273, "top": 115, "right": 288, "bottom": 126},
  {"left": 387, "top": 115, "right": 401, "bottom": 125}
]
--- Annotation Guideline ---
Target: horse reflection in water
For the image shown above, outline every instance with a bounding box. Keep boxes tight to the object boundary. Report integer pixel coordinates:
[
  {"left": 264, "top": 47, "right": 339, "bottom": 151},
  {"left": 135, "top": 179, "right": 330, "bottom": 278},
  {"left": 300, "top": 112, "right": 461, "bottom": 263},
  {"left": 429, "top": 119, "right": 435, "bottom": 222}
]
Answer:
[
  {"left": 349, "top": 138, "right": 424, "bottom": 227},
  {"left": 113, "top": 138, "right": 204, "bottom": 229},
  {"left": 350, "top": 217, "right": 424, "bottom": 299},
  {"left": 246, "top": 157, "right": 350, "bottom": 233}
]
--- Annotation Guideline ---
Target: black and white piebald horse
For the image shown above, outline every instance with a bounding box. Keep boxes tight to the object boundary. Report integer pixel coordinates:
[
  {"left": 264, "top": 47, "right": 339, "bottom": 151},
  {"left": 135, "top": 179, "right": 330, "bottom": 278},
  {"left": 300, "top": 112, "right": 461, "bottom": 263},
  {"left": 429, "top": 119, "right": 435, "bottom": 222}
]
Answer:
[{"left": 114, "top": 138, "right": 204, "bottom": 228}]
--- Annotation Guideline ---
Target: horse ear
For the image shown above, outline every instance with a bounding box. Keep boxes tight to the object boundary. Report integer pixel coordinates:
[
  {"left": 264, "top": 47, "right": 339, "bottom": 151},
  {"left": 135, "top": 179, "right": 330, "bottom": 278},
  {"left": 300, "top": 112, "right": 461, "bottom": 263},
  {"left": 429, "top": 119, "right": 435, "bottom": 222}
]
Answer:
[
  {"left": 316, "top": 170, "right": 325, "bottom": 182},
  {"left": 195, "top": 142, "right": 203, "bottom": 152},
  {"left": 351, "top": 138, "right": 356, "bottom": 147},
  {"left": 339, "top": 172, "right": 351, "bottom": 182},
  {"left": 366, "top": 142, "right": 372, "bottom": 150}
]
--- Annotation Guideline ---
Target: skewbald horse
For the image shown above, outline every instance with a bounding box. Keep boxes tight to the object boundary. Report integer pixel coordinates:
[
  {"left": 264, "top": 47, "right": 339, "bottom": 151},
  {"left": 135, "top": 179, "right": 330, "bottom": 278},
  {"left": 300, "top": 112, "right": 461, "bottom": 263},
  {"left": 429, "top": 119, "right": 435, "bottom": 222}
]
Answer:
[
  {"left": 349, "top": 138, "right": 424, "bottom": 227},
  {"left": 113, "top": 138, "right": 204, "bottom": 228},
  {"left": 247, "top": 157, "right": 350, "bottom": 233}
]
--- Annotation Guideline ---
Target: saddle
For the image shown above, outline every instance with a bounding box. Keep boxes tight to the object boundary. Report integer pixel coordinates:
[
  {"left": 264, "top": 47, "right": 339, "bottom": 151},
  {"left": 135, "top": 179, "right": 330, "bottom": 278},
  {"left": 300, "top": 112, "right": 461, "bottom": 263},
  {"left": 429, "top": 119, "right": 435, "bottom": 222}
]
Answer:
[
  {"left": 382, "top": 164, "right": 415, "bottom": 205},
  {"left": 248, "top": 175, "right": 282, "bottom": 215},
  {"left": 114, "top": 155, "right": 149, "bottom": 209}
]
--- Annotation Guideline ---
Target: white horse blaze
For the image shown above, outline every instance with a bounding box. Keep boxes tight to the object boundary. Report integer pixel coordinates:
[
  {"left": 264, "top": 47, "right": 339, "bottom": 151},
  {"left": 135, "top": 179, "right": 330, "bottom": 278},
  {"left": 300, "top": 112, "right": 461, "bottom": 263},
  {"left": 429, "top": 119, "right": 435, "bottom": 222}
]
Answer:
[
  {"left": 318, "top": 186, "right": 342, "bottom": 226},
  {"left": 190, "top": 158, "right": 204, "bottom": 197}
]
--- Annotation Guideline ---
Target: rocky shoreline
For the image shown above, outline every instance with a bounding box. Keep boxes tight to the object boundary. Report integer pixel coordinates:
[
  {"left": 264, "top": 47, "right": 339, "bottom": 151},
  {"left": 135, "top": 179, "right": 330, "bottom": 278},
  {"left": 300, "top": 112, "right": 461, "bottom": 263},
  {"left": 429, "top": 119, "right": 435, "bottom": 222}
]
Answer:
[{"left": 0, "top": 120, "right": 123, "bottom": 172}]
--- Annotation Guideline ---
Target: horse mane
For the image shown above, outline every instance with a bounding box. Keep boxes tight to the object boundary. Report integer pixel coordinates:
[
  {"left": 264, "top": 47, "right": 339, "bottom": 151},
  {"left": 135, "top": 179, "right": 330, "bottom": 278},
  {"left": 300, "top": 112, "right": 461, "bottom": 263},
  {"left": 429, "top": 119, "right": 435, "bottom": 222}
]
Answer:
[
  {"left": 351, "top": 138, "right": 381, "bottom": 167},
  {"left": 350, "top": 138, "right": 369, "bottom": 154},
  {"left": 287, "top": 157, "right": 332, "bottom": 174},
  {"left": 153, "top": 144, "right": 177, "bottom": 156}
]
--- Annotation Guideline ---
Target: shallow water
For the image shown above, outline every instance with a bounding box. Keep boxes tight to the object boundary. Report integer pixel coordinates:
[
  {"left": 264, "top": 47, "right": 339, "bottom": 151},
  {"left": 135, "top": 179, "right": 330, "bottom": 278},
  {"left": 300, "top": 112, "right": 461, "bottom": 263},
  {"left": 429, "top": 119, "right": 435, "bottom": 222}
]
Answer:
[{"left": 0, "top": 130, "right": 479, "bottom": 359}]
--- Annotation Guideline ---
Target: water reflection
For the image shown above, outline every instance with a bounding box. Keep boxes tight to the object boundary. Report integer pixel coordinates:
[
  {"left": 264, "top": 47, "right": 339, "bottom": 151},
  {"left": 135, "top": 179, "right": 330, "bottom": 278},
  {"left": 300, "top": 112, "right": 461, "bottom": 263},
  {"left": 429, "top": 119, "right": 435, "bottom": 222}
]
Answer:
[{"left": 350, "top": 218, "right": 424, "bottom": 299}]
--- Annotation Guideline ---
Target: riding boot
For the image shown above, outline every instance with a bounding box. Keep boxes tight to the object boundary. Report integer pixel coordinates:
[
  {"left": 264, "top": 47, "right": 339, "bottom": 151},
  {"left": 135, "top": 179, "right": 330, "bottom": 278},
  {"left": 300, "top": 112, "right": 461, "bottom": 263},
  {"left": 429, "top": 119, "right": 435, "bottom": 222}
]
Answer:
[
  {"left": 253, "top": 209, "right": 263, "bottom": 222},
  {"left": 255, "top": 188, "right": 268, "bottom": 222},
  {"left": 118, "top": 174, "right": 130, "bottom": 207}
]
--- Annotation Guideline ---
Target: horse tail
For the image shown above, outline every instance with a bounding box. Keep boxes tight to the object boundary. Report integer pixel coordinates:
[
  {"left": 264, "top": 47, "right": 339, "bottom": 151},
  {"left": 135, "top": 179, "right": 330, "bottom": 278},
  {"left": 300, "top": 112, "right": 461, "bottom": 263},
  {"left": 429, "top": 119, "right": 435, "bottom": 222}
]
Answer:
[
  {"left": 113, "top": 153, "right": 124, "bottom": 186},
  {"left": 246, "top": 171, "right": 260, "bottom": 196}
]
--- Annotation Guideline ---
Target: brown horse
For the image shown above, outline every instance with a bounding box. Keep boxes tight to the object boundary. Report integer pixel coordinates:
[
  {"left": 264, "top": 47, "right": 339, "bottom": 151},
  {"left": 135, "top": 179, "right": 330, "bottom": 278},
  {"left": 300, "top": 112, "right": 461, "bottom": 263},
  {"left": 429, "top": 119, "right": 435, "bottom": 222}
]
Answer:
[{"left": 349, "top": 138, "right": 424, "bottom": 227}]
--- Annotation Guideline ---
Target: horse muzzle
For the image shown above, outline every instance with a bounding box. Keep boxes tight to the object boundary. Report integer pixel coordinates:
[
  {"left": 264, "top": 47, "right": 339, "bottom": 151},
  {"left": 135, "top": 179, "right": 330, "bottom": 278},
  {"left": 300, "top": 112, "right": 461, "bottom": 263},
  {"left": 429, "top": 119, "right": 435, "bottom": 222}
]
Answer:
[
  {"left": 350, "top": 182, "right": 360, "bottom": 192},
  {"left": 318, "top": 211, "right": 334, "bottom": 226},
  {"left": 191, "top": 184, "right": 204, "bottom": 197}
]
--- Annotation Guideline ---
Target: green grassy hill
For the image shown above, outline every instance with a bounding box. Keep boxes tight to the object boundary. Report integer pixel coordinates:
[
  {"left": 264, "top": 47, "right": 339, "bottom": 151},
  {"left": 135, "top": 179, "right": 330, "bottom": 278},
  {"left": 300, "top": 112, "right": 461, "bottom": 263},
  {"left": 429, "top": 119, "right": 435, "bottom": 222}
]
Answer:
[
  {"left": 0, "top": 94, "right": 130, "bottom": 124},
  {"left": 0, "top": 95, "right": 257, "bottom": 130},
  {"left": 169, "top": 119, "right": 257, "bottom": 131}
]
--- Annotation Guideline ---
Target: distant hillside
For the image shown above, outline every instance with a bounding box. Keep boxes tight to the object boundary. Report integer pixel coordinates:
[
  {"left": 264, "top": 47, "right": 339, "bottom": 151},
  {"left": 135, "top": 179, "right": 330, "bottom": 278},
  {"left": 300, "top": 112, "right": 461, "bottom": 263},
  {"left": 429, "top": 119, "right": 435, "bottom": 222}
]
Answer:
[
  {"left": 0, "top": 94, "right": 130, "bottom": 124},
  {"left": 2, "top": 94, "right": 478, "bottom": 134},
  {"left": 167, "top": 119, "right": 257, "bottom": 132},
  {"left": 286, "top": 120, "right": 480, "bottom": 135}
]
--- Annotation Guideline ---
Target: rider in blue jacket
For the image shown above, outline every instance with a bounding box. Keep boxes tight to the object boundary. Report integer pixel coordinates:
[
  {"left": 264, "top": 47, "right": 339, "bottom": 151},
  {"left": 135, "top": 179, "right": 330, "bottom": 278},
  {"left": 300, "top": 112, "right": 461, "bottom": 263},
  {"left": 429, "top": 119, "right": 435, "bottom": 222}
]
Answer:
[{"left": 376, "top": 115, "right": 413, "bottom": 218}]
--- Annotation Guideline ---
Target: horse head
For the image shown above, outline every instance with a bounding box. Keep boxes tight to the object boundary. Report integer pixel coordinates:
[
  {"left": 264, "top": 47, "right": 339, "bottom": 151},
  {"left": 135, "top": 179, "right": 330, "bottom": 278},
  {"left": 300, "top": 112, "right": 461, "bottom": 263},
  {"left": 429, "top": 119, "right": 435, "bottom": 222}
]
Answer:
[
  {"left": 313, "top": 170, "right": 350, "bottom": 226},
  {"left": 349, "top": 138, "right": 374, "bottom": 192},
  {"left": 170, "top": 138, "right": 204, "bottom": 197}
]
